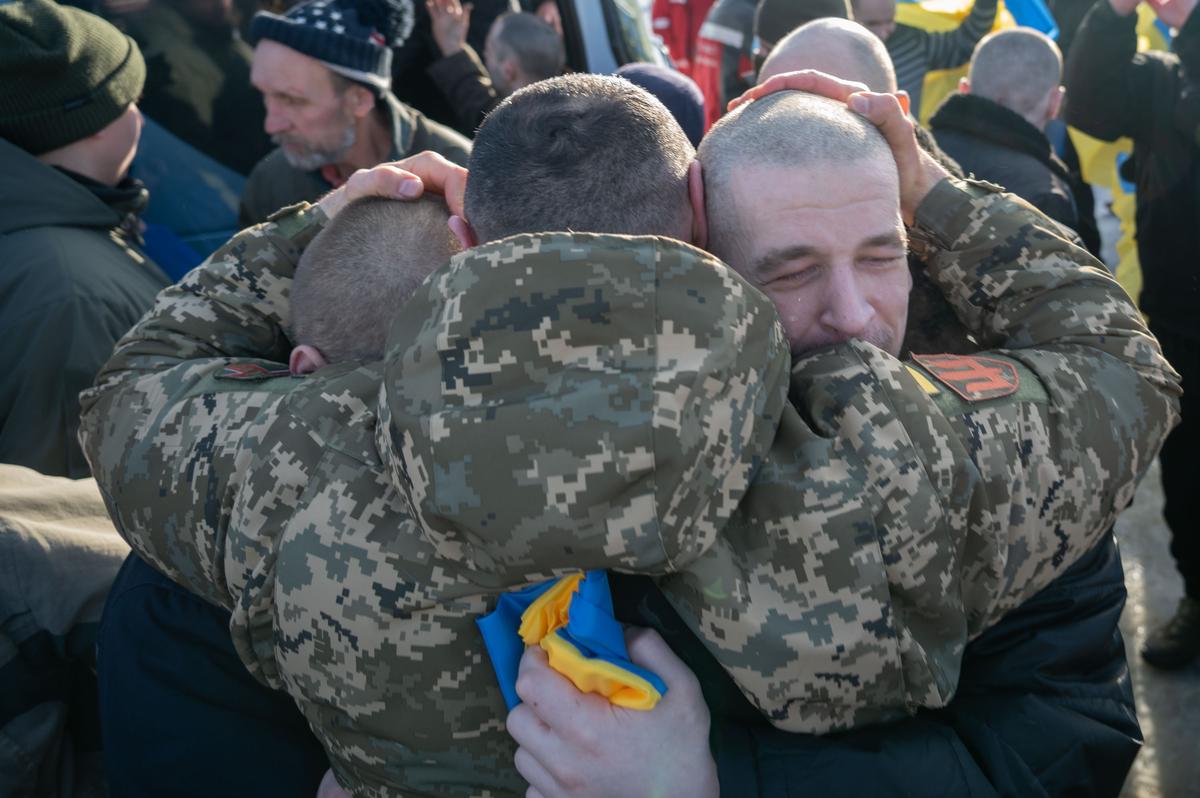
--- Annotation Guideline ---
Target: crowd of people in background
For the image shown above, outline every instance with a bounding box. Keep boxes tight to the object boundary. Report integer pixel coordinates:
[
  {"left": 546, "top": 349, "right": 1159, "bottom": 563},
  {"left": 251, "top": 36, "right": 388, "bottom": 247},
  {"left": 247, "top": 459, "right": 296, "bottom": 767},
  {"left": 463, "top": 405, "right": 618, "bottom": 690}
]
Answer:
[{"left": 0, "top": 0, "right": 1196, "bottom": 795}]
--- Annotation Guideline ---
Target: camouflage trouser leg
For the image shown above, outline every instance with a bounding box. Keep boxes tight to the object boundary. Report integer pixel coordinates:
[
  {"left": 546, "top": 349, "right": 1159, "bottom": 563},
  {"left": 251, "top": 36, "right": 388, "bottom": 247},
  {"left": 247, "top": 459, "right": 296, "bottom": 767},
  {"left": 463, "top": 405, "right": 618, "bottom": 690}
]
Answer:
[{"left": 1149, "top": 322, "right": 1200, "bottom": 600}]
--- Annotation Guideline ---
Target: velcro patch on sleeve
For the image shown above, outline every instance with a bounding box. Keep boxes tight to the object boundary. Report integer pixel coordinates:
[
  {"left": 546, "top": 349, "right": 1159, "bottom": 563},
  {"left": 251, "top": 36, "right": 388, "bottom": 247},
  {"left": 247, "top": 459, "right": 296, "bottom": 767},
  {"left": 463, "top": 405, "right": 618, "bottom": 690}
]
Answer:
[
  {"left": 217, "top": 363, "right": 293, "bottom": 381},
  {"left": 911, "top": 354, "right": 1019, "bottom": 402}
]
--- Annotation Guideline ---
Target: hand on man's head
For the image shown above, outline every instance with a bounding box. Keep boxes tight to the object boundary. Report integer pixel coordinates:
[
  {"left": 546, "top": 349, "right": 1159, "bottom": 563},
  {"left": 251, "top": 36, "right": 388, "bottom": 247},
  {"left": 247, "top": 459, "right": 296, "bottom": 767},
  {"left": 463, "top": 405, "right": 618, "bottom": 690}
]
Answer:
[
  {"left": 316, "top": 151, "right": 469, "bottom": 220},
  {"left": 729, "top": 70, "right": 951, "bottom": 225},
  {"left": 506, "top": 627, "right": 718, "bottom": 798}
]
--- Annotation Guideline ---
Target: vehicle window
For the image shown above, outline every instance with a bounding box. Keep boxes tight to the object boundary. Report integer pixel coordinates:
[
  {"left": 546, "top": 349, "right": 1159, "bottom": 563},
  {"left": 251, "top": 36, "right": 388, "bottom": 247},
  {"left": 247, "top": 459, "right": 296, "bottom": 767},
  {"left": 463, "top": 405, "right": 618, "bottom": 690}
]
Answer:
[{"left": 603, "top": 0, "right": 667, "bottom": 66}]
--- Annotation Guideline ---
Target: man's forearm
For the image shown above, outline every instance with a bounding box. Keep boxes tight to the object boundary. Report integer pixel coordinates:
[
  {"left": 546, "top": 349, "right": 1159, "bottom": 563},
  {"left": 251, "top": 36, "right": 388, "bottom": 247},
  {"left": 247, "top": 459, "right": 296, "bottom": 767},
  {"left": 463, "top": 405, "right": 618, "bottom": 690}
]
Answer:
[
  {"left": 912, "top": 178, "right": 1176, "bottom": 395},
  {"left": 1063, "top": 0, "right": 1142, "bottom": 140},
  {"left": 77, "top": 203, "right": 328, "bottom": 608}
]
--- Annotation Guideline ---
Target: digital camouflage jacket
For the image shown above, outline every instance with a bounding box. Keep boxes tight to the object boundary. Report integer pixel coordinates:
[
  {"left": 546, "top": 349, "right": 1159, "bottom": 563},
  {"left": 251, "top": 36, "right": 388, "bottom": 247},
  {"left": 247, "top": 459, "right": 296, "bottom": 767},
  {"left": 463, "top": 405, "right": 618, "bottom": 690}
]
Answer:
[{"left": 80, "top": 178, "right": 1180, "bottom": 796}]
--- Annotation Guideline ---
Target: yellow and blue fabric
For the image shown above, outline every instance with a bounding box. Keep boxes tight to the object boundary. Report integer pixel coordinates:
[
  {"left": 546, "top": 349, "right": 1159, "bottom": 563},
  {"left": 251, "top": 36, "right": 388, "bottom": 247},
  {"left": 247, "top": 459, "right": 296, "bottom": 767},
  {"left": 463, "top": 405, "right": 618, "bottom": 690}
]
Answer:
[{"left": 477, "top": 571, "right": 667, "bottom": 711}]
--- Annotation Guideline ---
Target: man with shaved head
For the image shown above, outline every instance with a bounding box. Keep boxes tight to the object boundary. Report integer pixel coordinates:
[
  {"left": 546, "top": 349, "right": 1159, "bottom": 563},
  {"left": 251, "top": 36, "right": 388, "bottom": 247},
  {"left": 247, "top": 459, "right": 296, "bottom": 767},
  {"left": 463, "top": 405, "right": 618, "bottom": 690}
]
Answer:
[
  {"left": 929, "top": 29, "right": 1090, "bottom": 241},
  {"left": 758, "top": 17, "right": 896, "bottom": 91},
  {"left": 753, "top": 0, "right": 853, "bottom": 57},
  {"left": 701, "top": 91, "right": 911, "bottom": 355}
]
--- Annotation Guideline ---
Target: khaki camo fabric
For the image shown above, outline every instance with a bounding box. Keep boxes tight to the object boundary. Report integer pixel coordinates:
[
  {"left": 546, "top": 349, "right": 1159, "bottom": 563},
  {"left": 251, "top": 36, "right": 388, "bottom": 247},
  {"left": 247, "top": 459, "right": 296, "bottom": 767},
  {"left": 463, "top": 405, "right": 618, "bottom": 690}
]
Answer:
[{"left": 79, "top": 178, "right": 1180, "bottom": 796}]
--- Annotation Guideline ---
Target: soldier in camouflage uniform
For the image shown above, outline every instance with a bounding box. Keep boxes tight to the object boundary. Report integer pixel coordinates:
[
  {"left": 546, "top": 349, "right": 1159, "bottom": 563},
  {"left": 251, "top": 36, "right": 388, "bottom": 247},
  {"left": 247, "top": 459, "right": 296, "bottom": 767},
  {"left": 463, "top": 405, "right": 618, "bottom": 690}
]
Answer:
[{"left": 80, "top": 94, "right": 1178, "bottom": 796}]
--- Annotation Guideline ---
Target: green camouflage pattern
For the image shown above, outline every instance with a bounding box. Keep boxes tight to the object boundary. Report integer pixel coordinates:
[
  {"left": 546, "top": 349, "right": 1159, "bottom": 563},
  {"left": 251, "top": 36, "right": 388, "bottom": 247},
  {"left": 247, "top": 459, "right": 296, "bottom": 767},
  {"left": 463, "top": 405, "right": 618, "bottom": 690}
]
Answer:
[{"left": 79, "top": 179, "right": 1180, "bottom": 795}]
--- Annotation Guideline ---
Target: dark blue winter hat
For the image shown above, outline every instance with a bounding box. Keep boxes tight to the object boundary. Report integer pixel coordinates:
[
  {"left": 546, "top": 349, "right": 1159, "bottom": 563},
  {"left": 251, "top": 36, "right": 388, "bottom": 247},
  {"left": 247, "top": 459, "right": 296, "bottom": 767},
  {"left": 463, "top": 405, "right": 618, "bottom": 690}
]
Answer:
[
  {"left": 616, "top": 63, "right": 706, "bottom": 148},
  {"left": 249, "top": 0, "right": 417, "bottom": 93}
]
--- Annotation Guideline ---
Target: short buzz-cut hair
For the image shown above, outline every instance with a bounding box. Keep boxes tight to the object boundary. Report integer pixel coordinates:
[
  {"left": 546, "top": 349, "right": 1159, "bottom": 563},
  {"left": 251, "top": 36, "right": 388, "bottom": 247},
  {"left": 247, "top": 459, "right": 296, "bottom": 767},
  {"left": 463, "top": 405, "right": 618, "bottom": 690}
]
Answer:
[
  {"left": 758, "top": 18, "right": 897, "bottom": 93},
  {"left": 968, "top": 28, "right": 1062, "bottom": 119},
  {"left": 491, "top": 12, "right": 566, "bottom": 83},
  {"left": 698, "top": 91, "right": 895, "bottom": 269},
  {"left": 290, "top": 196, "right": 460, "bottom": 363},
  {"left": 464, "top": 73, "right": 695, "bottom": 243}
]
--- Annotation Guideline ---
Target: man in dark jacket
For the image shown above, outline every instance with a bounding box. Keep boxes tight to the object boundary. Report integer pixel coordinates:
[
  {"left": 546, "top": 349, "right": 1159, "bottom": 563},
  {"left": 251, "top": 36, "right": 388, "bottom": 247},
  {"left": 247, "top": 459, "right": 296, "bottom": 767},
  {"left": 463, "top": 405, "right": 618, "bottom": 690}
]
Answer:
[
  {"left": 239, "top": 0, "right": 471, "bottom": 226},
  {"left": 1067, "top": 0, "right": 1200, "bottom": 669},
  {"left": 0, "top": 0, "right": 170, "bottom": 479},
  {"left": 930, "top": 28, "right": 1100, "bottom": 252}
]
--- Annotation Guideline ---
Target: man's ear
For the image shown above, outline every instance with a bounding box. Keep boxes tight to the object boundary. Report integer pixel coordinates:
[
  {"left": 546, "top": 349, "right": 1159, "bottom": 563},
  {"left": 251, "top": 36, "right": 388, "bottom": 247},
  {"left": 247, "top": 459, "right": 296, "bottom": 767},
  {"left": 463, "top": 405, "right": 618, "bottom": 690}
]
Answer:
[
  {"left": 502, "top": 59, "right": 520, "bottom": 90},
  {"left": 449, "top": 215, "right": 478, "bottom": 248},
  {"left": 1046, "top": 85, "right": 1065, "bottom": 122},
  {"left": 348, "top": 84, "right": 376, "bottom": 119},
  {"left": 289, "top": 344, "right": 328, "bottom": 375},
  {"left": 957, "top": 77, "right": 970, "bottom": 95},
  {"left": 688, "top": 159, "right": 708, "bottom": 251}
]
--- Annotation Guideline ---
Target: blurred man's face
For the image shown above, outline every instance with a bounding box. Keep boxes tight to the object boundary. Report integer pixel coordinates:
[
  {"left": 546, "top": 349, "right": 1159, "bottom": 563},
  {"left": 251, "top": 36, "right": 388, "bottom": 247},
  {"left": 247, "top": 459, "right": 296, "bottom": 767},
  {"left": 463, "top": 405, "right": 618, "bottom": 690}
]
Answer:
[
  {"left": 251, "top": 39, "right": 358, "bottom": 170},
  {"left": 484, "top": 22, "right": 514, "bottom": 95},
  {"left": 726, "top": 157, "right": 911, "bottom": 357},
  {"left": 854, "top": 0, "right": 898, "bottom": 42}
]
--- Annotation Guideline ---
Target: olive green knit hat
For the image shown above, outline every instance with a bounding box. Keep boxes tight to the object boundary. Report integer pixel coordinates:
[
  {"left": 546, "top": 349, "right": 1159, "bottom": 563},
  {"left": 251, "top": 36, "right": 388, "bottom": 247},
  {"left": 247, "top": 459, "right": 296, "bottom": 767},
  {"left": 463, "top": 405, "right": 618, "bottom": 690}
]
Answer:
[{"left": 0, "top": 0, "right": 146, "bottom": 155}]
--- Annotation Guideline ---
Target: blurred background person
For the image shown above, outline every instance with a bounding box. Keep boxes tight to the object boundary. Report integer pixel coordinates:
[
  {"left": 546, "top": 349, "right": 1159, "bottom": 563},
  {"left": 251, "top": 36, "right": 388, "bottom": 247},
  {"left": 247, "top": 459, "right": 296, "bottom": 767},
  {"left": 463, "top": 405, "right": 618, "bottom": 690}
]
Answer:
[
  {"left": 1066, "top": 0, "right": 1200, "bottom": 671},
  {"left": 239, "top": 0, "right": 471, "bottom": 226},
  {"left": 0, "top": 0, "right": 169, "bottom": 479},
  {"left": 930, "top": 28, "right": 1101, "bottom": 252},
  {"left": 752, "top": 0, "right": 852, "bottom": 59}
]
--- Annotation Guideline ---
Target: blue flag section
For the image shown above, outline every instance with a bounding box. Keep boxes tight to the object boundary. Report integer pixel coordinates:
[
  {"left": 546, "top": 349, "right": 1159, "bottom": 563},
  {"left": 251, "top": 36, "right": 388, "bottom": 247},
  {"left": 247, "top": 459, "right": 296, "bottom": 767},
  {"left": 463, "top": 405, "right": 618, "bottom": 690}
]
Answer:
[{"left": 478, "top": 570, "right": 667, "bottom": 711}]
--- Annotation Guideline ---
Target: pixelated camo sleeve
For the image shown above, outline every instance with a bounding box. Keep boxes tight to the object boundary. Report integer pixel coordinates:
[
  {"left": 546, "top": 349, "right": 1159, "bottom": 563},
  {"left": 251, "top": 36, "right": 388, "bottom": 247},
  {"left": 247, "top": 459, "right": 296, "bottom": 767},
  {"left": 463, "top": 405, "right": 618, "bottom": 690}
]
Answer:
[{"left": 77, "top": 203, "right": 327, "bottom": 607}]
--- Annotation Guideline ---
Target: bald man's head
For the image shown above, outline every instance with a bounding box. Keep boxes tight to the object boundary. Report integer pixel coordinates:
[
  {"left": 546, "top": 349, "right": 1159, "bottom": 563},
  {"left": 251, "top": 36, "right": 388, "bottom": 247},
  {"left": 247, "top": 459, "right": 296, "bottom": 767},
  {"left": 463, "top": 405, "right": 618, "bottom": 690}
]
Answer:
[
  {"left": 754, "top": 0, "right": 852, "bottom": 52},
  {"left": 966, "top": 29, "right": 1063, "bottom": 128},
  {"left": 758, "top": 18, "right": 897, "bottom": 93}
]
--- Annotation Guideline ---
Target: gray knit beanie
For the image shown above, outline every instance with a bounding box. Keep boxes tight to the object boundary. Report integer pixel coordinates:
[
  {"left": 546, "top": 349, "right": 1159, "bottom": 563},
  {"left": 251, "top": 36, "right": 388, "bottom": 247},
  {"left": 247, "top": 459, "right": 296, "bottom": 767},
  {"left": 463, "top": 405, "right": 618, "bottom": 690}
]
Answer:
[{"left": 0, "top": 0, "right": 146, "bottom": 155}]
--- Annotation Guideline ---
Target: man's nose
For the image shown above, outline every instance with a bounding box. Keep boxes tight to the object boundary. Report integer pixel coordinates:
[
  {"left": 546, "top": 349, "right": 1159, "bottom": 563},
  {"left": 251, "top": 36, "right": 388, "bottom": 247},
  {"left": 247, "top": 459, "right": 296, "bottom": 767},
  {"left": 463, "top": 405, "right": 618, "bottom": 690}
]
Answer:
[
  {"left": 820, "top": 266, "right": 875, "bottom": 339},
  {"left": 263, "top": 102, "right": 289, "bottom": 136}
]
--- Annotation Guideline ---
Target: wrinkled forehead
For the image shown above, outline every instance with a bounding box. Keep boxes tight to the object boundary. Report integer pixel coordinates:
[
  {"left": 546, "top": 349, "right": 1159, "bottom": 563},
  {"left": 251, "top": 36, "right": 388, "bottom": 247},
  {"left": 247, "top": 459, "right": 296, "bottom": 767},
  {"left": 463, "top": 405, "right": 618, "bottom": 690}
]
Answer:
[{"left": 251, "top": 39, "right": 336, "bottom": 96}]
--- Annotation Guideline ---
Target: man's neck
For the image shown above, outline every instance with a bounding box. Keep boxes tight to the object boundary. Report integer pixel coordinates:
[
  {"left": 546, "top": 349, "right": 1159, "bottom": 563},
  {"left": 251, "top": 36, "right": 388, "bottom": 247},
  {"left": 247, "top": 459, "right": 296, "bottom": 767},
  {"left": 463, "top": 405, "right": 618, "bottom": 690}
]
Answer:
[
  {"left": 322, "top": 106, "right": 393, "bottom": 187},
  {"left": 37, "top": 145, "right": 118, "bottom": 187}
]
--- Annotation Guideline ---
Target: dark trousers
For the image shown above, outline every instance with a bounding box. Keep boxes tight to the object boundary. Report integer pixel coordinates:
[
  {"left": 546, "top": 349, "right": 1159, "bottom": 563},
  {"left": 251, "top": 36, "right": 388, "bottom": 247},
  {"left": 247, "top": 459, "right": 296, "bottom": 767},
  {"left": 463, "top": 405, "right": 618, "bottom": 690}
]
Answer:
[
  {"left": 96, "top": 554, "right": 328, "bottom": 798},
  {"left": 1149, "top": 322, "right": 1200, "bottom": 600}
]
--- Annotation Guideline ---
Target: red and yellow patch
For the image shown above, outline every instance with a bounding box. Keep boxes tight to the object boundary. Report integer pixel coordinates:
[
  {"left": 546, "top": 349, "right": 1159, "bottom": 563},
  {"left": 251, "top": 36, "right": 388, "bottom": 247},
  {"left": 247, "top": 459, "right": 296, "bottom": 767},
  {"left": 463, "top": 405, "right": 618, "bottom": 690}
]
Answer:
[
  {"left": 216, "top": 363, "right": 292, "bottom": 381},
  {"left": 912, "top": 354, "right": 1020, "bottom": 402}
]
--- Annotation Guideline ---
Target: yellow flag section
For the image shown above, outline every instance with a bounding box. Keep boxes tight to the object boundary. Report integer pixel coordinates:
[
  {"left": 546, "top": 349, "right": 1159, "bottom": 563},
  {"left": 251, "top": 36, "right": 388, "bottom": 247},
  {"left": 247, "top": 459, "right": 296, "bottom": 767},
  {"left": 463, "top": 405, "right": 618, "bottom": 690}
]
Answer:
[
  {"left": 1067, "top": 5, "right": 1171, "bottom": 303},
  {"left": 897, "top": 0, "right": 1017, "bottom": 125}
]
